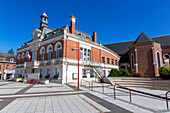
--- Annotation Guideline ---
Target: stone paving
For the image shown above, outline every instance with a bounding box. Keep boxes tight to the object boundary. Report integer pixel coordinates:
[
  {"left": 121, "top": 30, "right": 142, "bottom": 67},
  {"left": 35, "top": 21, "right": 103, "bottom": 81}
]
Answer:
[
  {"left": 0, "top": 95, "right": 110, "bottom": 113},
  {"left": 0, "top": 83, "right": 30, "bottom": 95},
  {"left": 70, "top": 82, "right": 170, "bottom": 113},
  {"left": 25, "top": 83, "right": 73, "bottom": 93},
  {"left": 0, "top": 81, "right": 124, "bottom": 113}
]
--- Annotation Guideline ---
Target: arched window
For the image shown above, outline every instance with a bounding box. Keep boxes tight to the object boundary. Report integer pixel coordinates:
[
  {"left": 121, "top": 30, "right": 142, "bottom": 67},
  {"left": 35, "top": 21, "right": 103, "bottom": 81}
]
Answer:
[
  {"left": 40, "top": 47, "right": 45, "bottom": 61},
  {"left": 17, "top": 54, "right": 20, "bottom": 63},
  {"left": 157, "top": 52, "right": 161, "bottom": 68},
  {"left": 55, "top": 42, "right": 62, "bottom": 59},
  {"left": 131, "top": 54, "right": 134, "bottom": 70},
  {"left": 56, "top": 45, "right": 61, "bottom": 58},
  {"left": 48, "top": 47, "right": 52, "bottom": 60},
  {"left": 47, "top": 44, "right": 53, "bottom": 60},
  {"left": 26, "top": 51, "right": 29, "bottom": 62},
  {"left": 21, "top": 53, "right": 25, "bottom": 64}
]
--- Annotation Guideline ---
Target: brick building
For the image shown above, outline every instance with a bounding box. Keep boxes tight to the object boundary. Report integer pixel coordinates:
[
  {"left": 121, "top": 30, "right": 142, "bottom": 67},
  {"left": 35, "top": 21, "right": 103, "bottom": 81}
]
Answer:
[
  {"left": 0, "top": 52, "right": 16, "bottom": 80},
  {"left": 105, "top": 32, "right": 170, "bottom": 77},
  {"left": 16, "top": 13, "right": 120, "bottom": 83}
]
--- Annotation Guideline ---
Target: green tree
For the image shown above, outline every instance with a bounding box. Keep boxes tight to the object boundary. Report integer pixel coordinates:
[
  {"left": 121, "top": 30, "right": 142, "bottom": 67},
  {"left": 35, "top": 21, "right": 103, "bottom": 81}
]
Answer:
[{"left": 7, "top": 49, "right": 14, "bottom": 54}]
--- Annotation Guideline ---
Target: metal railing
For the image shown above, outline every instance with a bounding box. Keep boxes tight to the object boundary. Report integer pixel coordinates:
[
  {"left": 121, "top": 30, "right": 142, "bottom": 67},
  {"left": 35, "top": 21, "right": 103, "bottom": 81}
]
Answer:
[
  {"left": 80, "top": 79, "right": 90, "bottom": 88},
  {"left": 114, "top": 84, "right": 132, "bottom": 103},
  {"left": 166, "top": 91, "right": 170, "bottom": 109},
  {"left": 91, "top": 81, "right": 104, "bottom": 93}
]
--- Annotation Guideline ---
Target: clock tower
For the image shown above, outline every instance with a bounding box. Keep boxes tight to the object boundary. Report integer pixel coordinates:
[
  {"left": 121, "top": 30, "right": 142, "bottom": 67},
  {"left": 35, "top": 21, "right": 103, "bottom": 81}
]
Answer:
[{"left": 40, "top": 12, "right": 48, "bottom": 30}]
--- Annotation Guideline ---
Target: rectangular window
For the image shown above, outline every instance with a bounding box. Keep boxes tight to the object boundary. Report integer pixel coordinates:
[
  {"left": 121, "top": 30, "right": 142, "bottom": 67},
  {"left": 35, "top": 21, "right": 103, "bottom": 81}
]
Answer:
[
  {"left": 90, "top": 70, "right": 94, "bottom": 78},
  {"left": 82, "top": 69, "right": 87, "bottom": 78},
  {"left": 103, "top": 70, "right": 106, "bottom": 76},
  {"left": 87, "top": 49, "right": 90, "bottom": 60},
  {"left": 16, "top": 70, "right": 18, "bottom": 75},
  {"left": 107, "top": 58, "right": 110, "bottom": 64},
  {"left": 40, "top": 69, "right": 42, "bottom": 76},
  {"left": 55, "top": 68, "right": 59, "bottom": 77},
  {"left": 6, "top": 65, "right": 9, "bottom": 70},
  {"left": 111, "top": 59, "right": 114, "bottom": 65},
  {"left": 13, "top": 66, "right": 15, "bottom": 70},
  {"left": 115, "top": 60, "right": 118, "bottom": 66},
  {"left": 108, "top": 70, "right": 110, "bottom": 75},
  {"left": 20, "top": 70, "right": 22, "bottom": 75},
  {"left": 102, "top": 57, "right": 105, "bottom": 63},
  {"left": 47, "top": 69, "right": 50, "bottom": 76},
  {"left": 24, "top": 70, "right": 26, "bottom": 74},
  {"left": 84, "top": 49, "right": 87, "bottom": 60},
  {"left": 80, "top": 48, "right": 83, "bottom": 60}
]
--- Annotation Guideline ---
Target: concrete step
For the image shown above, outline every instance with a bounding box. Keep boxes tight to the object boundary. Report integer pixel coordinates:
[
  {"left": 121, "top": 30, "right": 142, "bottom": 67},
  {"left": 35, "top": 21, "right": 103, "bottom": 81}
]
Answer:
[{"left": 108, "top": 77, "right": 170, "bottom": 90}]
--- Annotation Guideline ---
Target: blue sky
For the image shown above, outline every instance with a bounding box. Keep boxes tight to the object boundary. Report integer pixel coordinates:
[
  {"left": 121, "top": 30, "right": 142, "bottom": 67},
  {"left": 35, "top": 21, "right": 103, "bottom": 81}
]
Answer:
[{"left": 1, "top": 0, "right": 170, "bottom": 54}]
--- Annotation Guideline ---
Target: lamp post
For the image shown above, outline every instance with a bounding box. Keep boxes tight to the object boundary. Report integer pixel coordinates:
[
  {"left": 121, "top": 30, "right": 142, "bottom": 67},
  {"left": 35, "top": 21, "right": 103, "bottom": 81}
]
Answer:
[{"left": 72, "top": 42, "right": 80, "bottom": 90}]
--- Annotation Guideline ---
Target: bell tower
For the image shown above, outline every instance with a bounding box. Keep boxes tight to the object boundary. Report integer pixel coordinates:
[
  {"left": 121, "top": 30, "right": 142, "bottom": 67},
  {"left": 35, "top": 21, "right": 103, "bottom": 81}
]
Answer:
[{"left": 40, "top": 12, "right": 48, "bottom": 30}]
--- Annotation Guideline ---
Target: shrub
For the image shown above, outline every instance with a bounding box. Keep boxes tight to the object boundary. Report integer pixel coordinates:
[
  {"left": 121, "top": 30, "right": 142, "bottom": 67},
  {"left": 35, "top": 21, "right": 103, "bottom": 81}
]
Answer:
[
  {"left": 82, "top": 75, "right": 87, "bottom": 78},
  {"left": 53, "top": 75, "right": 59, "bottom": 79},
  {"left": 90, "top": 75, "right": 94, "bottom": 78},
  {"left": 17, "top": 74, "right": 21, "bottom": 78},
  {"left": 132, "top": 73, "right": 141, "bottom": 77},
  {"left": 119, "top": 69, "right": 131, "bottom": 77},
  {"left": 158, "top": 66, "right": 170, "bottom": 79},
  {"left": 108, "top": 69, "right": 120, "bottom": 77},
  {"left": 40, "top": 78, "right": 48, "bottom": 81},
  {"left": 45, "top": 75, "right": 50, "bottom": 79},
  {"left": 108, "top": 69, "right": 131, "bottom": 77}
]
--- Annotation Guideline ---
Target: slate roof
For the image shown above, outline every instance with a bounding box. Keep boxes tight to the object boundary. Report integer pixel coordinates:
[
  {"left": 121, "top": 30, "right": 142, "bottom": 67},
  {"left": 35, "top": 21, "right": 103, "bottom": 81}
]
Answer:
[
  {"left": 152, "top": 35, "right": 170, "bottom": 47},
  {"left": 132, "top": 32, "right": 154, "bottom": 45},
  {"left": 104, "top": 32, "right": 170, "bottom": 56},
  {"left": 0, "top": 52, "right": 16, "bottom": 62},
  {"left": 104, "top": 41, "right": 134, "bottom": 56},
  {"left": 104, "top": 32, "right": 170, "bottom": 63}
]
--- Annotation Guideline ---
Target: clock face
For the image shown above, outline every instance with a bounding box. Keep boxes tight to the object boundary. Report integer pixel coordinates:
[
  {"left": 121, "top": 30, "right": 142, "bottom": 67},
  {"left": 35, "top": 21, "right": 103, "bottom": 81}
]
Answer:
[{"left": 35, "top": 32, "right": 38, "bottom": 38}]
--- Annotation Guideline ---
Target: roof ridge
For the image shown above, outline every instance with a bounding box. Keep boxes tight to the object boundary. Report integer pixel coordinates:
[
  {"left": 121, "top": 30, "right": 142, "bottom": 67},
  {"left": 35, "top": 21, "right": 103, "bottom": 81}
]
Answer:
[
  {"left": 132, "top": 32, "right": 154, "bottom": 45},
  {"left": 104, "top": 40, "right": 134, "bottom": 45}
]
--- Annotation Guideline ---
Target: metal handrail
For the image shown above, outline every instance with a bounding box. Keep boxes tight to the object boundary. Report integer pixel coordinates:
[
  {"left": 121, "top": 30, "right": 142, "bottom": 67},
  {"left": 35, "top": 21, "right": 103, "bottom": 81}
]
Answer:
[
  {"left": 80, "top": 79, "right": 90, "bottom": 88},
  {"left": 91, "top": 81, "right": 104, "bottom": 93},
  {"left": 166, "top": 91, "right": 170, "bottom": 109},
  {"left": 114, "top": 84, "right": 132, "bottom": 103}
]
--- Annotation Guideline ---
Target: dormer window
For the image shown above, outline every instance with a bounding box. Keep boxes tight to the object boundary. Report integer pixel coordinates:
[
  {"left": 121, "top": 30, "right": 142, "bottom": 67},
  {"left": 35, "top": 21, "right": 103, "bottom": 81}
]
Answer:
[{"left": 10, "top": 58, "right": 14, "bottom": 62}]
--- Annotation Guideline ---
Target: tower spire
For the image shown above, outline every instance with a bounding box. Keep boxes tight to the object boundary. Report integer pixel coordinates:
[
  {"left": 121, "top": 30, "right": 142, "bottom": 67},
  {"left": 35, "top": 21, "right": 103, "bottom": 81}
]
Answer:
[{"left": 40, "top": 12, "right": 48, "bottom": 30}]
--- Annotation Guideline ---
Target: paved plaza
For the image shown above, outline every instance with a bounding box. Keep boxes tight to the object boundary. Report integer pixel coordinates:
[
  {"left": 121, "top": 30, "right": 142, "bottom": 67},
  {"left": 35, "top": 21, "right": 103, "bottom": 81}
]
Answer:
[
  {"left": 0, "top": 81, "right": 170, "bottom": 113},
  {"left": 0, "top": 81, "right": 129, "bottom": 113}
]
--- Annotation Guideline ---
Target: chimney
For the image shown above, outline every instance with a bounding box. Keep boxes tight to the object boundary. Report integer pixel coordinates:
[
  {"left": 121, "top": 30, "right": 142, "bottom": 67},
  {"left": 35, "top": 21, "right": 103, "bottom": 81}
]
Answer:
[
  {"left": 69, "top": 15, "right": 76, "bottom": 34},
  {"left": 93, "top": 32, "right": 97, "bottom": 43}
]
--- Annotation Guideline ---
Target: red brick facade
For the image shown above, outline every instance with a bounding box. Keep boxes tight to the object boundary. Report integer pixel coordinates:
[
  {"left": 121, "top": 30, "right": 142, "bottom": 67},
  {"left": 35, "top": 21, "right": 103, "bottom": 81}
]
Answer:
[
  {"left": 129, "top": 42, "right": 163, "bottom": 77},
  {"left": 17, "top": 39, "right": 119, "bottom": 66}
]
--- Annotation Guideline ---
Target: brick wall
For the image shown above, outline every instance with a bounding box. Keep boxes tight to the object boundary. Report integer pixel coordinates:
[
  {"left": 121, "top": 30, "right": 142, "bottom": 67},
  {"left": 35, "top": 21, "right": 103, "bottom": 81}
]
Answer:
[
  {"left": 17, "top": 40, "right": 119, "bottom": 66},
  {"left": 129, "top": 42, "right": 162, "bottom": 77}
]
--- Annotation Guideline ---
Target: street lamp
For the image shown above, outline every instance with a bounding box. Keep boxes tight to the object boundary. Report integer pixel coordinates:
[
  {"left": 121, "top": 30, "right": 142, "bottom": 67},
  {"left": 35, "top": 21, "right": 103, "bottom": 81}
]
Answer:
[{"left": 72, "top": 42, "right": 80, "bottom": 90}]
